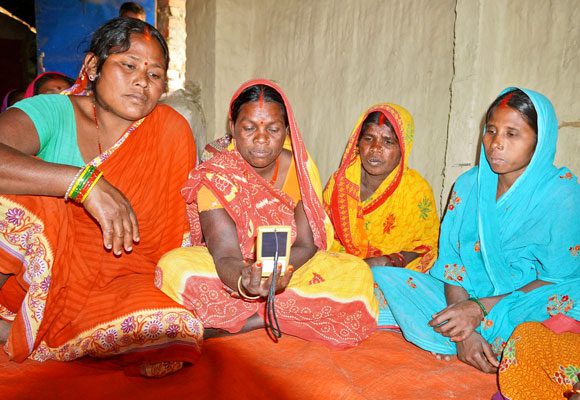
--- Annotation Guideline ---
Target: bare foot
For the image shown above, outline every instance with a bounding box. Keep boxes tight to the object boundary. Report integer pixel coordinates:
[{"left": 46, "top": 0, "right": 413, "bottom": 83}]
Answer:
[
  {"left": 431, "top": 352, "right": 452, "bottom": 361},
  {"left": 239, "top": 314, "right": 265, "bottom": 333},
  {"left": 0, "top": 319, "right": 12, "bottom": 343},
  {"left": 203, "top": 328, "right": 231, "bottom": 340},
  {"left": 203, "top": 314, "right": 266, "bottom": 340}
]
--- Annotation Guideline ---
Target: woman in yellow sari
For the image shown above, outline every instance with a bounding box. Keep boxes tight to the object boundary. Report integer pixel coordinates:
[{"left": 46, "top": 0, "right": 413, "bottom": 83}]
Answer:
[
  {"left": 156, "top": 79, "right": 378, "bottom": 348},
  {"left": 323, "top": 104, "right": 439, "bottom": 328}
]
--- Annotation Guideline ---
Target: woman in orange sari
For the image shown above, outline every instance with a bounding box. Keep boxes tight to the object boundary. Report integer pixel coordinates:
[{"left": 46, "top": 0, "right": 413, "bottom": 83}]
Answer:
[
  {"left": 157, "top": 79, "right": 378, "bottom": 348},
  {"left": 323, "top": 104, "right": 439, "bottom": 328},
  {"left": 0, "top": 18, "right": 202, "bottom": 377}
]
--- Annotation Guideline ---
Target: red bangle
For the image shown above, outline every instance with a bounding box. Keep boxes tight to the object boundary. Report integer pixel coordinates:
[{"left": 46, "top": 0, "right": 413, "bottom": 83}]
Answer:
[{"left": 76, "top": 170, "right": 100, "bottom": 203}]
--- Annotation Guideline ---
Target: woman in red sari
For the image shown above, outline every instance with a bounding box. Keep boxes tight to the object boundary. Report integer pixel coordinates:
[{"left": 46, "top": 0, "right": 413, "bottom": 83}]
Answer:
[
  {"left": 157, "top": 80, "right": 378, "bottom": 348},
  {"left": 0, "top": 18, "right": 202, "bottom": 377}
]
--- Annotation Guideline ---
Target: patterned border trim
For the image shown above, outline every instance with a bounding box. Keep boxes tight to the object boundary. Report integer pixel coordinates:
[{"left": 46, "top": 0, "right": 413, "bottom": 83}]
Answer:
[
  {"left": 88, "top": 118, "right": 144, "bottom": 167},
  {"left": 0, "top": 197, "right": 53, "bottom": 354},
  {"left": 30, "top": 308, "right": 203, "bottom": 362}
]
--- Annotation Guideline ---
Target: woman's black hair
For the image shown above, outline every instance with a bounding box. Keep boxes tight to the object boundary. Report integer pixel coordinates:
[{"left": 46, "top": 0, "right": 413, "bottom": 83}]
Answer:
[
  {"left": 88, "top": 17, "right": 169, "bottom": 78},
  {"left": 33, "top": 73, "right": 75, "bottom": 95},
  {"left": 485, "top": 89, "right": 538, "bottom": 134},
  {"left": 230, "top": 84, "right": 288, "bottom": 126},
  {"left": 359, "top": 111, "right": 395, "bottom": 142},
  {"left": 7, "top": 89, "right": 24, "bottom": 107},
  {"left": 119, "top": 2, "right": 145, "bottom": 16}
]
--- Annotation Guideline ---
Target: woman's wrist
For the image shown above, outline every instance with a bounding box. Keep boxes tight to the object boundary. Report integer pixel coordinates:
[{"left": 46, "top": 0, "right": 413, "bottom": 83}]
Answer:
[
  {"left": 382, "top": 254, "right": 394, "bottom": 266},
  {"left": 391, "top": 252, "right": 407, "bottom": 267},
  {"left": 237, "top": 275, "right": 260, "bottom": 300},
  {"left": 466, "top": 297, "right": 488, "bottom": 319},
  {"left": 382, "top": 252, "right": 406, "bottom": 267}
]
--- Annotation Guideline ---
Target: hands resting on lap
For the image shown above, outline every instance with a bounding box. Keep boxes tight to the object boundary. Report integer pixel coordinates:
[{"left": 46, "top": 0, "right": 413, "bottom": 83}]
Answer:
[{"left": 428, "top": 299, "right": 499, "bottom": 373}]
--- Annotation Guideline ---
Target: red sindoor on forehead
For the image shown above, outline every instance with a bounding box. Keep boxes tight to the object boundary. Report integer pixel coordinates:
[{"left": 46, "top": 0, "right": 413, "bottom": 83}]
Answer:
[
  {"left": 258, "top": 89, "right": 264, "bottom": 110},
  {"left": 378, "top": 112, "right": 387, "bottom": 125},
  {"left": 499, "top": 92, "right": 514, "bottom": 109}
]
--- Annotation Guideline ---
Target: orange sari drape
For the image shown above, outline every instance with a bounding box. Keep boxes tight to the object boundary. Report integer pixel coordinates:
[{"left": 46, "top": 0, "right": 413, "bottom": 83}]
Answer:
[{"left": 0, "top": 104, "right": 203, "bottom": 376}]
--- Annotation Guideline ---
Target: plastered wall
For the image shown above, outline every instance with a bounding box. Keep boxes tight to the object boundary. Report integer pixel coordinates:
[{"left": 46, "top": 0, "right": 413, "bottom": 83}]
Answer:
[
  {"left": 443, "top": 0, "right": 580, "bottom": 203},
  {"left": 185, "top": 0, "right": 580, "bottom": 212}
]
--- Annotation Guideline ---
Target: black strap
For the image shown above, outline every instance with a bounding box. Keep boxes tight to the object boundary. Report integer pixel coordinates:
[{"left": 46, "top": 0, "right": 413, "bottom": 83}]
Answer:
[{"left": 265, "top": 231, "right": 282, "bottom": 341}]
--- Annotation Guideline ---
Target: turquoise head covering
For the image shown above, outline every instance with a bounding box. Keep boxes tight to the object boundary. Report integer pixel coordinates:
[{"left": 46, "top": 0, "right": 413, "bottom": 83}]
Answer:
[
  {"left": 429, "top": 87, "right": 579, "bottom": 297},
  {"left": 477, "top": 88, "right": 567, "bottom": 295}
]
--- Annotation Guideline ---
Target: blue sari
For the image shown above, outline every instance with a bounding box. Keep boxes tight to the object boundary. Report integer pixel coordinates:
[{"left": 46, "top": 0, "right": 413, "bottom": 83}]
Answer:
[{"left": 373, "top": 87, "right": 580, "bottom": 356}]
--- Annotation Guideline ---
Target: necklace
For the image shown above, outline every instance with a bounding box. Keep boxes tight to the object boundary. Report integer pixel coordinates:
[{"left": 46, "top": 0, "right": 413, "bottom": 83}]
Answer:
[
  {"left": 92, "top": 102, "right": 102, "bottom": 154},
  {"left": 269, "top": 157, "right": 280, "bottom": 185}
]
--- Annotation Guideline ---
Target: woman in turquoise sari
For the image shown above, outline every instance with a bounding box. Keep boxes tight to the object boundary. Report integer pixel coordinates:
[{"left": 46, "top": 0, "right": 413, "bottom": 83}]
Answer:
[{"left": 373, "top": 87, "right": 580, "bottom": 373}]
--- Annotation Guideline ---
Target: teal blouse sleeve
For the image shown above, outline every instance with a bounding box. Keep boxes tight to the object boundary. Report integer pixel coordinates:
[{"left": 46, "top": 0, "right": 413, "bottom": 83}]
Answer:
[{"left": 12, "top": 94, "right": 84, "bottom": 167}]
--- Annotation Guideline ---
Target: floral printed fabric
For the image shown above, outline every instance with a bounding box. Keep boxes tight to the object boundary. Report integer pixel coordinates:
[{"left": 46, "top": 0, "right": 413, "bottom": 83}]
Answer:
[{"left": 499, "top": 319, "right": 580, "bottom": 400}]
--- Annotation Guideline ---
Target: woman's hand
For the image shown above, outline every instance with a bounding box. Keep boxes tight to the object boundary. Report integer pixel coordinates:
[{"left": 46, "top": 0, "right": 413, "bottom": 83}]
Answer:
[
  {"left": 239, "top": 262, "right": 294, "bottom": 298},
  {"left": 429, "top": 299, "right": 483, "bottom": 342},
  {"left": 365, "top": 251, "right": 419, "bottom": 267},
  {"left": 456, "top": 332, "right": 499, "bottom": 373},
  {"left": 83, "top": 177, "right": 139, "bottom": 256}
]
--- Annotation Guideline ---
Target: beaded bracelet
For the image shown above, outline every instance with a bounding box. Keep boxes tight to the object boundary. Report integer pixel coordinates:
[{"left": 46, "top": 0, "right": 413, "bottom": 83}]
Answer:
[
  {"left": 467, "top": 297, "right": 488, "bottom": 318},
  {"left": 75, "top": 169, "right": 98, "bottom": 201},
  {"left": 64, "top": 168, "right": 84, "bottom": 200}
]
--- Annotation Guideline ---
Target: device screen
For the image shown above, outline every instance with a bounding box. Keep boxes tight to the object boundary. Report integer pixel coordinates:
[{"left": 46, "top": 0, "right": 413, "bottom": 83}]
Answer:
[{"left": 260, "top": 231, "right": 288, "bottom": 257}]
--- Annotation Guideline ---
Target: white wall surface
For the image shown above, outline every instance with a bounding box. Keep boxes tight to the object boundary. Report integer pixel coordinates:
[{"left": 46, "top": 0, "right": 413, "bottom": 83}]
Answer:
[{"left": 185, "top": 0, "right": 580, "bottom": 212}]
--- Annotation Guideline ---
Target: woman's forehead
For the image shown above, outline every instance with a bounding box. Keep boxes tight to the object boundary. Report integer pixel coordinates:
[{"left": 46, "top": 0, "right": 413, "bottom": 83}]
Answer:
[{"left": 237, "top": 101, "right": 285, "bottom": 119}]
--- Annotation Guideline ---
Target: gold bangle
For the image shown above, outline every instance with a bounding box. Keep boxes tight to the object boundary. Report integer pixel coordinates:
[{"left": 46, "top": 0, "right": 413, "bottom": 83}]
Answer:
[{"left": 237, "top": 276, "right": 260, "bottom": 300}]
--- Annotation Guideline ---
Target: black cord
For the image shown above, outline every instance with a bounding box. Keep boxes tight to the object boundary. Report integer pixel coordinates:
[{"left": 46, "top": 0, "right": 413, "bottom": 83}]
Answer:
[{"left": 265, "top": 229, "right": 282, "bottom": 341}]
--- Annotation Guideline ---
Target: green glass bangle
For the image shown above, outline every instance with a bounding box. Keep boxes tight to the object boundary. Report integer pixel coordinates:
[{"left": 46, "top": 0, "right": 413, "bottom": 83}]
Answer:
[
  {"left": 467, "top": 297, "right": 488, "bottom": 317},
  {"left": 70, "top": 165, "right": 96, "bottom": 201}
]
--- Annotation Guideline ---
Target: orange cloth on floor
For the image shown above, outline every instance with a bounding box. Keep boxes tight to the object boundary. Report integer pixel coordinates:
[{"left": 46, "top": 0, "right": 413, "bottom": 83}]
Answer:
[
  {"left": 0, "top": 330, "right": 499, "bottom": 400},
  {"left": 0, "top": 104, "right": 202, "bottom": 374}
]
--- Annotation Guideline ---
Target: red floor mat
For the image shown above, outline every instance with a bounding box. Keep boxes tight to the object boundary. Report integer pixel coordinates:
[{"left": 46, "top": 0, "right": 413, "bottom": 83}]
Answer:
[{"left": 0, "top": 330, "right": 497, "bottom": 399}]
